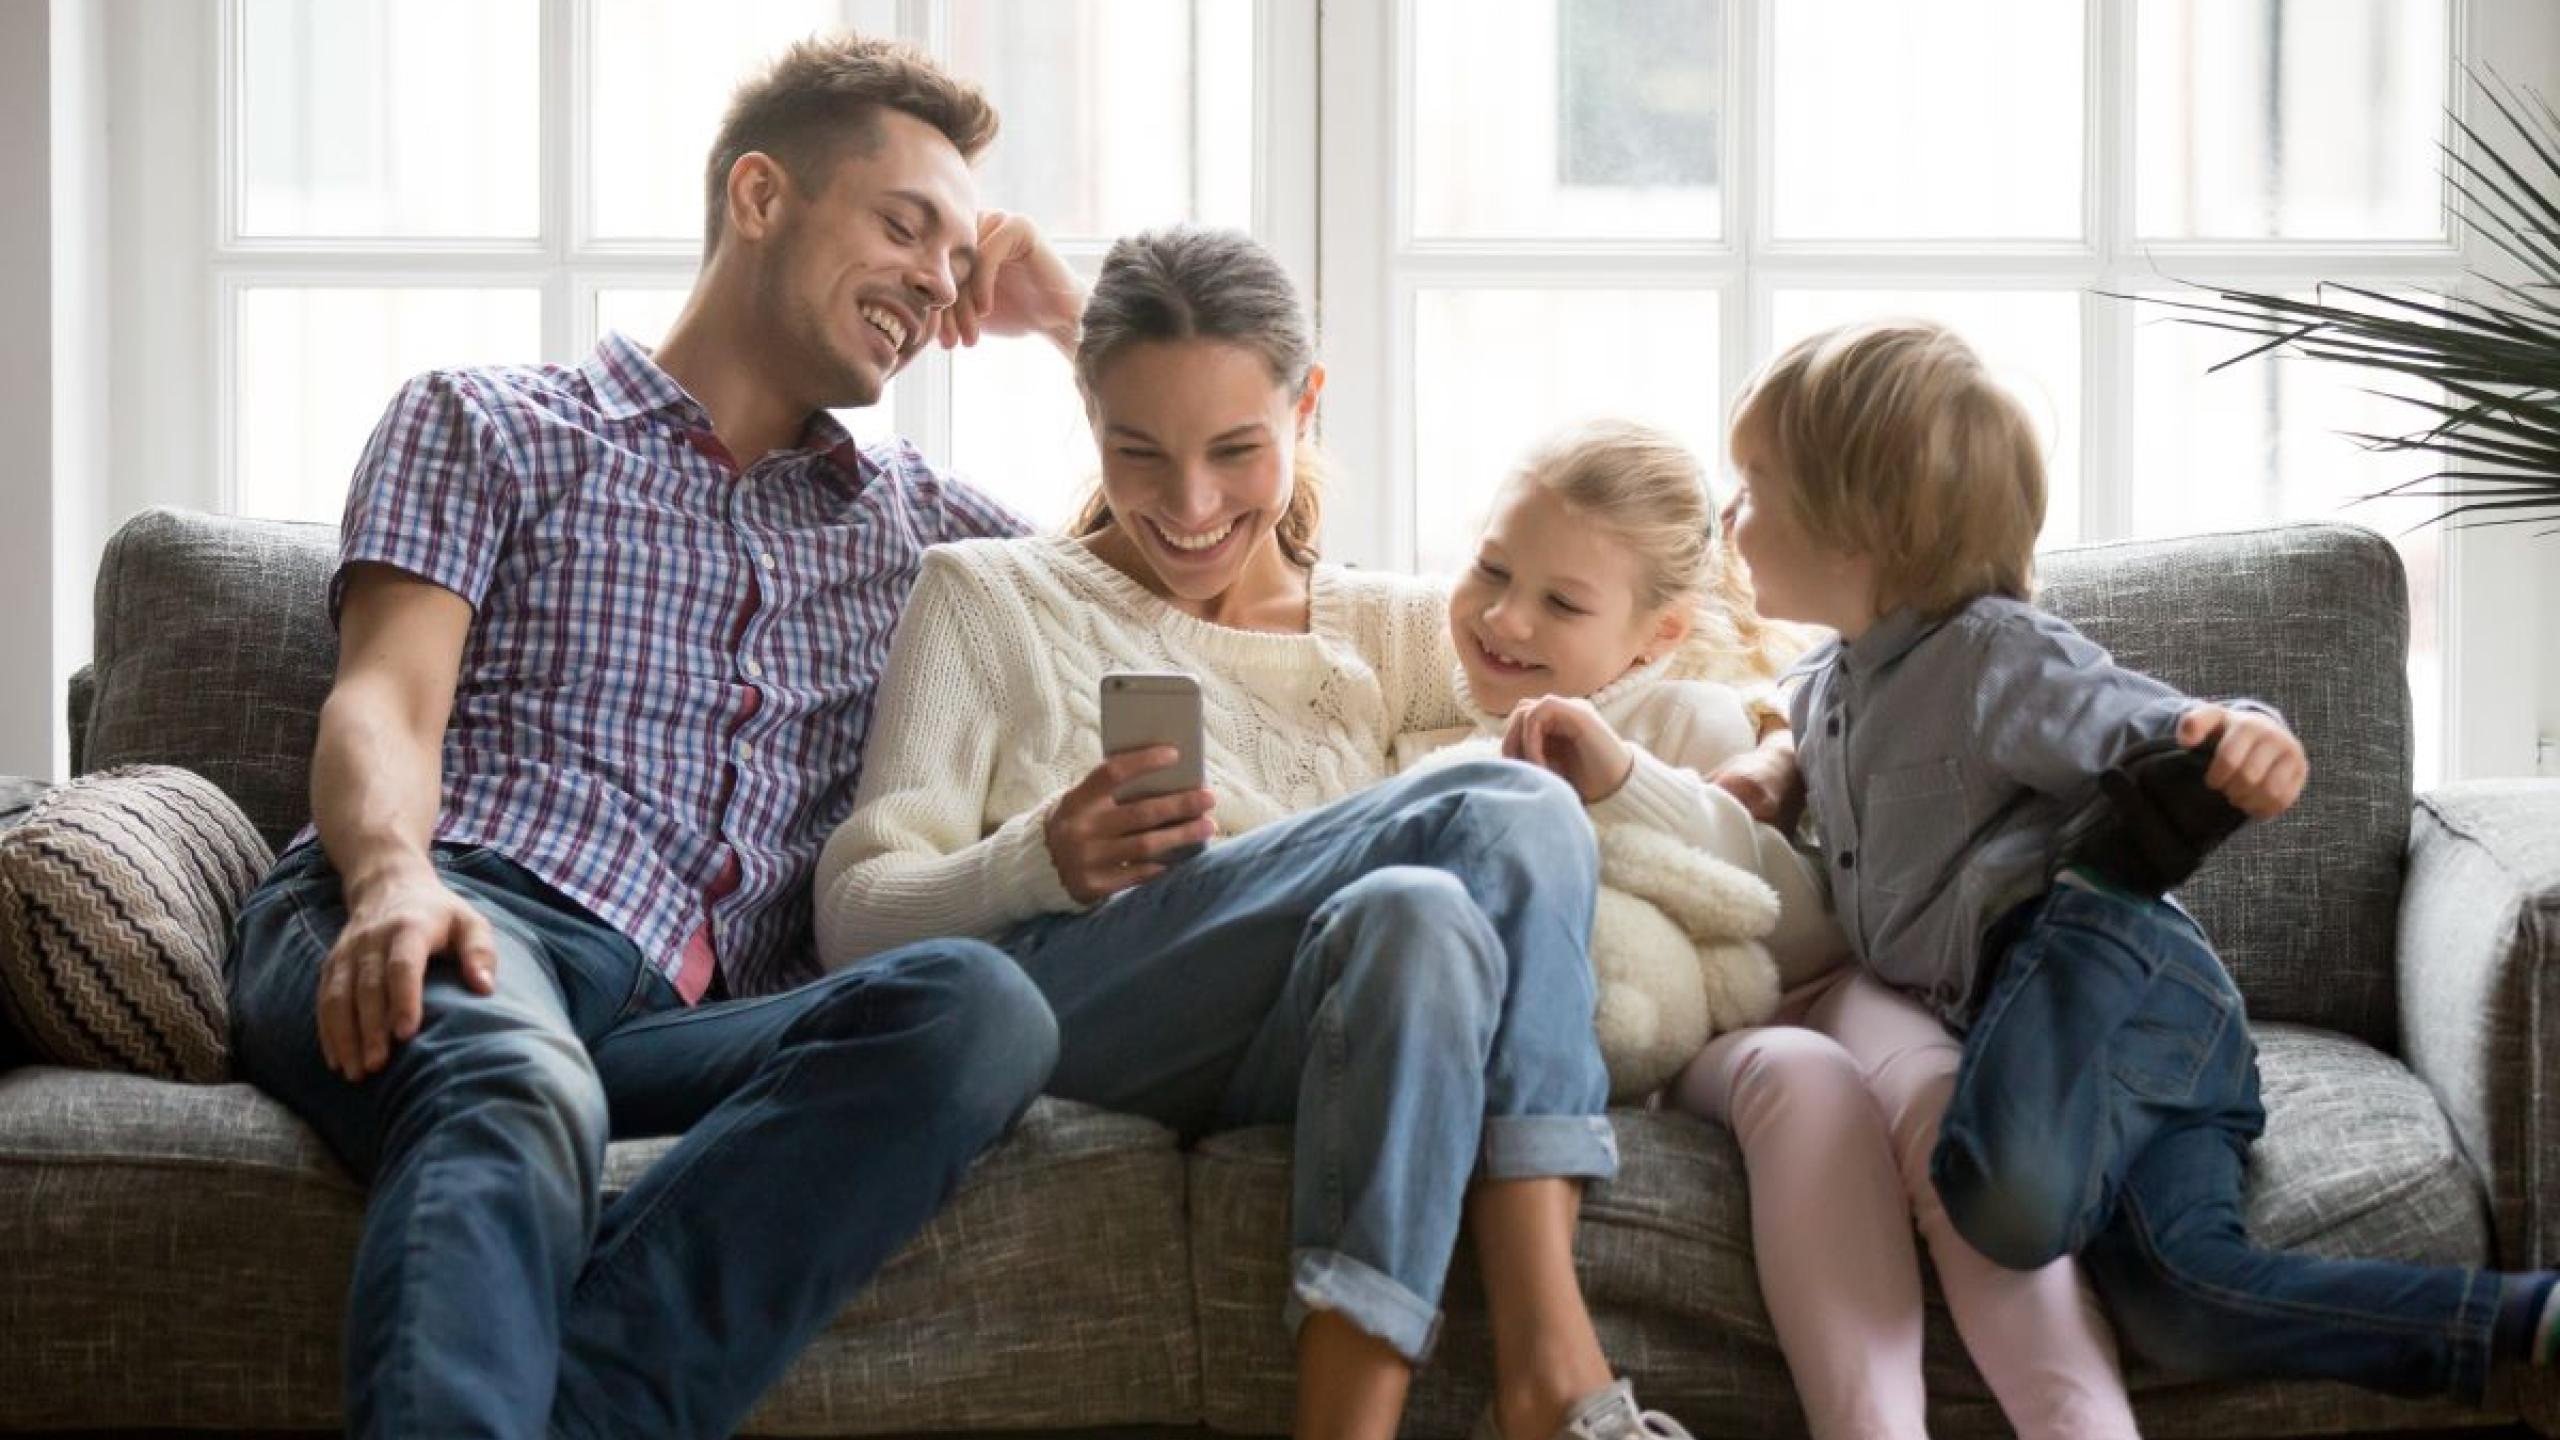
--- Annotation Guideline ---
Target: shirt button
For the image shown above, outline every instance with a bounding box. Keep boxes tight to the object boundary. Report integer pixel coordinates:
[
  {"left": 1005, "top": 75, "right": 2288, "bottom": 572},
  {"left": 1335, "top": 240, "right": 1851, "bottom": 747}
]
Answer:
[
  {"left": 1837, "top": 850, "right": 1856, "bottom": 870},
  {"left": 744, "top": 658, "right": 764, "bottom": 679},
  {"left": 758, "top": 551, "right": 778, "bottom": 571},
  {"left": 737, "top": 742, "right": 755, "bottom": 762}
]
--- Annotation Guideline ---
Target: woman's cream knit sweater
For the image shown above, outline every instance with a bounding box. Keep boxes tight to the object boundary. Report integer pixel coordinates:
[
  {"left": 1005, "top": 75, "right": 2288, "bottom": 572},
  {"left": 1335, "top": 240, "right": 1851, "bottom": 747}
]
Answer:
[{"left": 814, "top": 536, "right": 1465, "bottom": 969}]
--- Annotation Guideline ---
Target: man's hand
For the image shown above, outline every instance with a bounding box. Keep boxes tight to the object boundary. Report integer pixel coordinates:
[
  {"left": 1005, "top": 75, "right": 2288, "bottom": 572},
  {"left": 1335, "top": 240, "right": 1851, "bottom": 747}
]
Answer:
[
  {"left": 942, "top": 209, "right": 1084, "bottom": 355},
  {"left": 2178, "top": 704, "right": 2307, "bottom": 820},
  {"left": 1708, "top": 729, "right": 1804, "bottom": 829},
  {"left": 318, "top": 858, "right": 500, "bottom": 1082},
  {"left": 1501, "top": 696, "right": 1633, "bottom": 804},
  {"left": 1042, "top": 748, "right": 1217, "bottom": 905}
]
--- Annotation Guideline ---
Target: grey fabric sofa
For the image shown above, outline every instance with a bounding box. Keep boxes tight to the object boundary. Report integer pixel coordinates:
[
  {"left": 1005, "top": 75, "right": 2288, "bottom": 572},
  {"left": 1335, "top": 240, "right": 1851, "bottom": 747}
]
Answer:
[{"left": 3, "top": 506, "right": 2555, "bottom": 1437}]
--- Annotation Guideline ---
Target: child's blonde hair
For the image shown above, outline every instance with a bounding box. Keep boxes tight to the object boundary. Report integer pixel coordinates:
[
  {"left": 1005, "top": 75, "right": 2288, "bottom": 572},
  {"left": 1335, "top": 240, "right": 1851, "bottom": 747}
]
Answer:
[
  {"left": 1729, "top": 319, "right": 2044, "bottom": 617},
  {"left": 1505, "top": 418, "right": 1809, "bottom": 685}
]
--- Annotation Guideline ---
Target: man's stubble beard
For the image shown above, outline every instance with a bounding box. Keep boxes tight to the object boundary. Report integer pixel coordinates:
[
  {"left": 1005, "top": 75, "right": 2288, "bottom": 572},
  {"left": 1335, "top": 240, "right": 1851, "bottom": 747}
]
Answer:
[{"left": 753, "top": 229, "right": 884, "bottom": 413}]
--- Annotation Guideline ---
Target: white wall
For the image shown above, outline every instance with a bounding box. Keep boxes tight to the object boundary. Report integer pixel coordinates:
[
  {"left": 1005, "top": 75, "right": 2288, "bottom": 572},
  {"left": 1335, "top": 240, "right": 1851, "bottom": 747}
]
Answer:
[
  {"left": 53, "top": 0, "right": 109, "bottom": 773},
  {"left": 0, "top": 1, "right": 58, "bottom": 779},
  {"left": 0, "top": 0, "right": 113, "bottom": 782}
]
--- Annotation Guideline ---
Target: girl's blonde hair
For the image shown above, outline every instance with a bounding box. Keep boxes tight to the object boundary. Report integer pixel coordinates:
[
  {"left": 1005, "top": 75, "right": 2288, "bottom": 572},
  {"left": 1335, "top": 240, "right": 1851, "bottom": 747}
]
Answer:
[
  {"left": 1506, "top": 418, "right": 1812, "bottom": 685},
  {"left": 1729, "top": 319, "right": 2044, "bottom": 617},
  {"left": 1068, "top": 226, "right": 1326, "bottom": 564}
]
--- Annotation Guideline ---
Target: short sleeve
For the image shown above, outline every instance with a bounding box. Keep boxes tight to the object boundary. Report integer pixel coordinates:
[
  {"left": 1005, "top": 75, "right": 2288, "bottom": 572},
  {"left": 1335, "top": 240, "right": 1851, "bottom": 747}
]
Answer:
[{"left": 328, "top": 371, "right": 523, "bottom": 624}]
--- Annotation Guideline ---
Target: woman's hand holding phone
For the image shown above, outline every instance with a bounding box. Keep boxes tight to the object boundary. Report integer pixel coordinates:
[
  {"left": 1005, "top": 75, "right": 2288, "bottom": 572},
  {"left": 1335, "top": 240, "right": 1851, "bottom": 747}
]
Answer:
[{"left": 1043, "top": 749, "right": 1218, "bottom": 904}]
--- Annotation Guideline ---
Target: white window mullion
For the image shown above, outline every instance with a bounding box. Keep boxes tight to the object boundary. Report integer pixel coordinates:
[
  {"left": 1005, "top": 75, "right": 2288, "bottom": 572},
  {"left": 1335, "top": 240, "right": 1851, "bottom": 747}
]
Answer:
[
  {"left": 542, "top": 0, "right": 577, "bottom": 365},
  {"left": 1313, "top": 0, "right": 1399, "bottom": 568},
  {"left": 1727, "top": 0, "right": 1769, "bottom": 453},
  {"left": 1255, "top": 0, "right": 1320, "bottom": 288},
  {"left": 2084, "top": 0, "right": 2135, "bottom": 543}
]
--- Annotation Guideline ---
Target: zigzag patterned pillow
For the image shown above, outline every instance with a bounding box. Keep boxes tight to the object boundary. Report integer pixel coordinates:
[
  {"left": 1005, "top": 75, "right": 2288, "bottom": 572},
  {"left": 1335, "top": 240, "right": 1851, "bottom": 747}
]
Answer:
[{"left": 0, "top": 766, "right": 273, "bottom": 1082}]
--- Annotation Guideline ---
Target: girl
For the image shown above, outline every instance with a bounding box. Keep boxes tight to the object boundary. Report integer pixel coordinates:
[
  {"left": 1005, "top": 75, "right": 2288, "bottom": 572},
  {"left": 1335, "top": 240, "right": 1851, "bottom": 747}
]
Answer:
[{"left": 1424, "top": 419, "right": 2145, "bottom": 1440}]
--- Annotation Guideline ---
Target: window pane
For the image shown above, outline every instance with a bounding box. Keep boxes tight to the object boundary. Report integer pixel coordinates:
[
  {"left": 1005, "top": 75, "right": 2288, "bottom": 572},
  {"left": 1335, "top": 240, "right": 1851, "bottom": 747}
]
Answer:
[
  {"left": 240, "top": 0, "right": 538, "bottom": 239},
  {"left": 949, "top": 338, "right": 1094, "bottom": 533},
  {"left": 1411, "top": 0, "right": 1722, "bottom": 241},
  {"left": 2131, "top": 290, "right": 2443, "bottom": 784},
  {"left": 1414, "top": 289, "right": 1721, "bottom": 579},
  {"left": 236, "top": 288, "right": 540, "bottom": 524},
  {"left": 2135, "top": 0, "right": 2447, "bottom": 240},
  {"left": 949, "top": 0, "right": 1255, "bottom": 240},
  {"left": 589, "top": 0, "right": 870, "bottom": 243},
  {"left": 593, "top": 288, "right": 897, "bottom": 447},
  {"left": 1770, "top": 291, "right": 2083, "bottom": 544},
  {"left": 1773, "top": 0, "right": 2081, "bottom": 240}
]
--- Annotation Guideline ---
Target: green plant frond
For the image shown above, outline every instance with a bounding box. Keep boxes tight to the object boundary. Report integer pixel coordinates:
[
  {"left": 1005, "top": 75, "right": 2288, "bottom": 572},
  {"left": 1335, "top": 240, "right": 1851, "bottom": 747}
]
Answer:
[{"left": 2118, "top": 66, "right": 2560, "bottom": 536}]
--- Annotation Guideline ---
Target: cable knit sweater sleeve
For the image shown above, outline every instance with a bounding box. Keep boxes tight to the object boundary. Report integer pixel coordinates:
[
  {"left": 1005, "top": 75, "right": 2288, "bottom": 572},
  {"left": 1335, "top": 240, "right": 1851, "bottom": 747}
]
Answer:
[
  {"left": 813, "top": 546, "right": 1079, "bottom": 970},
  {"left": 1591, "top": 679, "right": 1850, "bottom": 988}
]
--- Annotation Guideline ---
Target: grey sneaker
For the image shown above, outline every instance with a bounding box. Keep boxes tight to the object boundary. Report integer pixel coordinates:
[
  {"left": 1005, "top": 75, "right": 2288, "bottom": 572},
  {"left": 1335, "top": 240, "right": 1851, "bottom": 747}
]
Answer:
[{"left": 1470, "top": 1380, "right": 1696, "bottom": 1440}]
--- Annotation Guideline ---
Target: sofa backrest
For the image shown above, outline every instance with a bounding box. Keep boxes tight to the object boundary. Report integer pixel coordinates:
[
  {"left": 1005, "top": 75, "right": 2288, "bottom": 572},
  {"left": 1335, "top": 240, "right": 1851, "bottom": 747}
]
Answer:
[
  {"left": 79, "top": 509, "right": 338, "bottom": 855},
  {"left": 2037, "top": 523, "right": 2410, "bottom": 1049},
  {"left": 73, "top": 510, "right": 2413, "bottom": 1048}
]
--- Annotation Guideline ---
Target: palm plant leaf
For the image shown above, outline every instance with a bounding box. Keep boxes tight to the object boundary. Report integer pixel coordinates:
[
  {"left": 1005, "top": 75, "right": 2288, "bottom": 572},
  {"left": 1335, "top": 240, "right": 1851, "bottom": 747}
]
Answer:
[{"left": 2116, "top": 67, "right": 2560, "bottom": 535}]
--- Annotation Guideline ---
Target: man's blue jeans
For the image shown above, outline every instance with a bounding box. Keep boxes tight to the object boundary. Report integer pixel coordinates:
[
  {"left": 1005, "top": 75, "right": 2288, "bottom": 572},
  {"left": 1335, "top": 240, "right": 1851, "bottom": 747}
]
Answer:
[
  {"left": 229, "top": 842, "right": 1059, "bottom": 1440},
  {"left": 1003, "top": 759, "right": 1617, "bottom": 1363},
  {"left": 1933, "top": 883, "right": 2514, "bottom": 1402}
]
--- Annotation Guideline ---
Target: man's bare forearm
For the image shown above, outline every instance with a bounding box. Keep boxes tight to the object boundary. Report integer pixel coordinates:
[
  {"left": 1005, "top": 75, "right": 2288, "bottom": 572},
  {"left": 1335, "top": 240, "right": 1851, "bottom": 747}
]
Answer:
[{"left": 311, "top": 679, "right": 445, "bottom": 901}]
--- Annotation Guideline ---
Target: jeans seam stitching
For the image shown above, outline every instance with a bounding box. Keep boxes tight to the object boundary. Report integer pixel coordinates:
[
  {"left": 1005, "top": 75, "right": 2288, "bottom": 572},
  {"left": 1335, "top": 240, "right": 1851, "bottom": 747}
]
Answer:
[
  {"left": 570, "top": 1014, "right": 821, "bottom": 1303},
  {"left": 2120, "top": 1181, "right": 2473, "bottom": 1338}
]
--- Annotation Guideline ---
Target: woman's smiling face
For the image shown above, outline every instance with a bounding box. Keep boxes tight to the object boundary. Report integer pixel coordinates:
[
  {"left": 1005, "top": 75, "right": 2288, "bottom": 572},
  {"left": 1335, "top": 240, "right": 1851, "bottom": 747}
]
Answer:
[{"left": 1085, "top": 337, "right": 1316, "bottom": 608}]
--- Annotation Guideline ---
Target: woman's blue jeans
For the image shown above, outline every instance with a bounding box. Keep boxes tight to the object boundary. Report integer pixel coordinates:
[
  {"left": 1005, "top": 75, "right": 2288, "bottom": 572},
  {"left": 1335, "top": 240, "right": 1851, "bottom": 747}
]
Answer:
[
  {"left": 1933, "top": 883, "right": 2522, "bottom": 1403},
  {"left": 230, "top": 842, "right": 1059, "bottom": 1439},
  {"left": 1003, "top": 759, "right": 1616, "bottom": 1363}
]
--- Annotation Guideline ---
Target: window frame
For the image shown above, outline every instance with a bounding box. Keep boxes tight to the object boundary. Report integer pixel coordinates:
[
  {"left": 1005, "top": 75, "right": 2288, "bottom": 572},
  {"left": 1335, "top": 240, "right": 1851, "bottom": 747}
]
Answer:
[
  {"left": 1319, "top": 0, "right": 2545, "bottom": 781},
  {"left": 198, "top": 0, "right": 1317, "bottom": 518}
]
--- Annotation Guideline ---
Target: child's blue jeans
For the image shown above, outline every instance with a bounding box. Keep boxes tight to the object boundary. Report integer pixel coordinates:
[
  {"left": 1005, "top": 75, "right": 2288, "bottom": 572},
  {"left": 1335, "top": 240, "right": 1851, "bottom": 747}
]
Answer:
[{"left": 1933, "top": 882, "right": 2517, "bottom": 1403}]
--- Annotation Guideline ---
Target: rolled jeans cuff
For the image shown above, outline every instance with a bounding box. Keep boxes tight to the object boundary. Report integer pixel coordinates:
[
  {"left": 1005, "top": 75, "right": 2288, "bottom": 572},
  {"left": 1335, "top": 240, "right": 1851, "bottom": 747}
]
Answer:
[
  {"left": 1285, "top": 1248, "right": 1443, "bottom": 1364},
  {"left": 1480, "top": 1113, "right": 1619, "bottom": 1182}
]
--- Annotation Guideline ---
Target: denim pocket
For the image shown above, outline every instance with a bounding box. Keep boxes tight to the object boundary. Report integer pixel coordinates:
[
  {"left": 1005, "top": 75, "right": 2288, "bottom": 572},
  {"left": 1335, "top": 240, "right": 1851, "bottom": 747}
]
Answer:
[{"left": 2108, "top": 958, "right": 2235, "bottom": 1104}]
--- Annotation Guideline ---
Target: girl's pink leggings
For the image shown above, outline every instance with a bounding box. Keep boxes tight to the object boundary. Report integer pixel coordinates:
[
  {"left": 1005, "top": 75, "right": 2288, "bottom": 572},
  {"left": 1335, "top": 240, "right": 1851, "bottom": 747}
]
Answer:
[{"left": 1670, "top": 970, "right": 2144, "bottom": 1440}]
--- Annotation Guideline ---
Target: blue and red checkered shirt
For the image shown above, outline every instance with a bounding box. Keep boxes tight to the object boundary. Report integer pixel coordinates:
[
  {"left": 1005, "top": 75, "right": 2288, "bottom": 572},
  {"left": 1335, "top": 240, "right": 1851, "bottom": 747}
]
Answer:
[{"left": 302, "top": 331, "right": 1030, "bottom": 1000}]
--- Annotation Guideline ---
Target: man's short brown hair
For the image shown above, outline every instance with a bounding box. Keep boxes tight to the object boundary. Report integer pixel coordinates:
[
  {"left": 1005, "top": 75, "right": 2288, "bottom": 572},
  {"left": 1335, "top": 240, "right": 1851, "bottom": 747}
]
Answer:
[{"left": 703, "top": 32, "right": 999, "bottom": 255}]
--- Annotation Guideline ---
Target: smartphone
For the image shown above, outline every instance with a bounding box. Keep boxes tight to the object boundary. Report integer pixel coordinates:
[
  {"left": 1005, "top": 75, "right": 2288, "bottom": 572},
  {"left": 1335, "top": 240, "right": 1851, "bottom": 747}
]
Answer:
[{"left": 1099, "top": 671, "right": 1207, "bottom": 861}]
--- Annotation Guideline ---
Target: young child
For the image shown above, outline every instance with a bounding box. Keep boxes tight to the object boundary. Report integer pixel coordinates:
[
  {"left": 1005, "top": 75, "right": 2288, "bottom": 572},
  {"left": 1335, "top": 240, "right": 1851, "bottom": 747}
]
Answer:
[
  {"left": 1396, "top": 419, "right": 1840, "bottom": 988},
  {"left": 1726, "top": 318, "right": 2560, "bottom": 1410},
  {"left": 1408, "top": 420, "right": 2140, "bottom": 1439}
]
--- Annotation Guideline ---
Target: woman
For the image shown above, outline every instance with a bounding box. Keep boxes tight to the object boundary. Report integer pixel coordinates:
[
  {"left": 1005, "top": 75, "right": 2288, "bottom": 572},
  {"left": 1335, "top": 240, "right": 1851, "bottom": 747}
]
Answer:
[{"left": 815, "top": 226, "right": 1692, "bottom": 1440}]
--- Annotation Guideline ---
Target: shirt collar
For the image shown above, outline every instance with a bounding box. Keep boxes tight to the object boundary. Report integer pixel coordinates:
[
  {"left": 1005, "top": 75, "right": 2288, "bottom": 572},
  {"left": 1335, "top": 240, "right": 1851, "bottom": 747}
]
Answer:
[
  {"left": 1840, "top": 604, "right": 1945, "bottom": 678},
  {"left": 586, "top": 332, "right": 876, "bottom": 487},
  {"left": 584, "top": 331, "right": 703, "bottom": 423}
]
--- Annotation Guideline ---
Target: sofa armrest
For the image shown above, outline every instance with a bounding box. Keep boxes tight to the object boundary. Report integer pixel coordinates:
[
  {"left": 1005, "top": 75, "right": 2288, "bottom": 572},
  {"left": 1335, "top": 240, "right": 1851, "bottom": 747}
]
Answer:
[
  {"left": 2398, "top": 780, "right": 2560, "bottom": 1273},
  {"left": 66, "top": 664, "right": 93, "bottom": 777}
]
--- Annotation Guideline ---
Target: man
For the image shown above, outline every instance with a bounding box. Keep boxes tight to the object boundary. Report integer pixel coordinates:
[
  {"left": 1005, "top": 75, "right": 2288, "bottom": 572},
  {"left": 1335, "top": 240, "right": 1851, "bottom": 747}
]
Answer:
[{"left": 227, "top": 33, "right": 1085, "bottom": 1438}]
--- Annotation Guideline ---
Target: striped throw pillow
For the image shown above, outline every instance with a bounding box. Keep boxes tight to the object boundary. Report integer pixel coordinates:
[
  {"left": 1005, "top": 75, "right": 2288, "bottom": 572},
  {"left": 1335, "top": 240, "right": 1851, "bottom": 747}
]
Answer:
[{"left": 0, "top": 766, "right": 272, "bottom": 1082}]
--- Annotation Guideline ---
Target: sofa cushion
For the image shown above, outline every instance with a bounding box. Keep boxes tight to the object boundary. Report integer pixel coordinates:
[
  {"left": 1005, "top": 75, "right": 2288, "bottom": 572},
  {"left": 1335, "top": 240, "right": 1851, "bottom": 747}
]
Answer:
[
  {"left": 0, "top": 1070, "right": 1199, "bottom": 1433},
  {"left": 1188, "top": 1023, "right": 2492, "bottom": 1438},
  {"left": 2039, "top": 522, "right": 2410, "bottom": 1048},
  {"left": 83, "top": 508, "right": 340, "bottom": 852},
  {"left": 0, "top": 767, "right": 270, "bottom": 1083}
]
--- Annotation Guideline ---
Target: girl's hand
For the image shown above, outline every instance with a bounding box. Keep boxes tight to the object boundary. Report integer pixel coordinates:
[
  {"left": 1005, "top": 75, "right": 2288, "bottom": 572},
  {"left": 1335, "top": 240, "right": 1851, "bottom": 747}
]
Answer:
[
  {"left": 1501, "top": 696, "right": 1633, "bottom": 803},
  {"left": 1042, "top": 748, "right": 1217, "bottom": 904},
  {"left": 2178, "top": 705, "right": 2307, "bottom": 820},
  {"left": 1708, "top": 729, "right": 1804, "bottom": 829}
]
